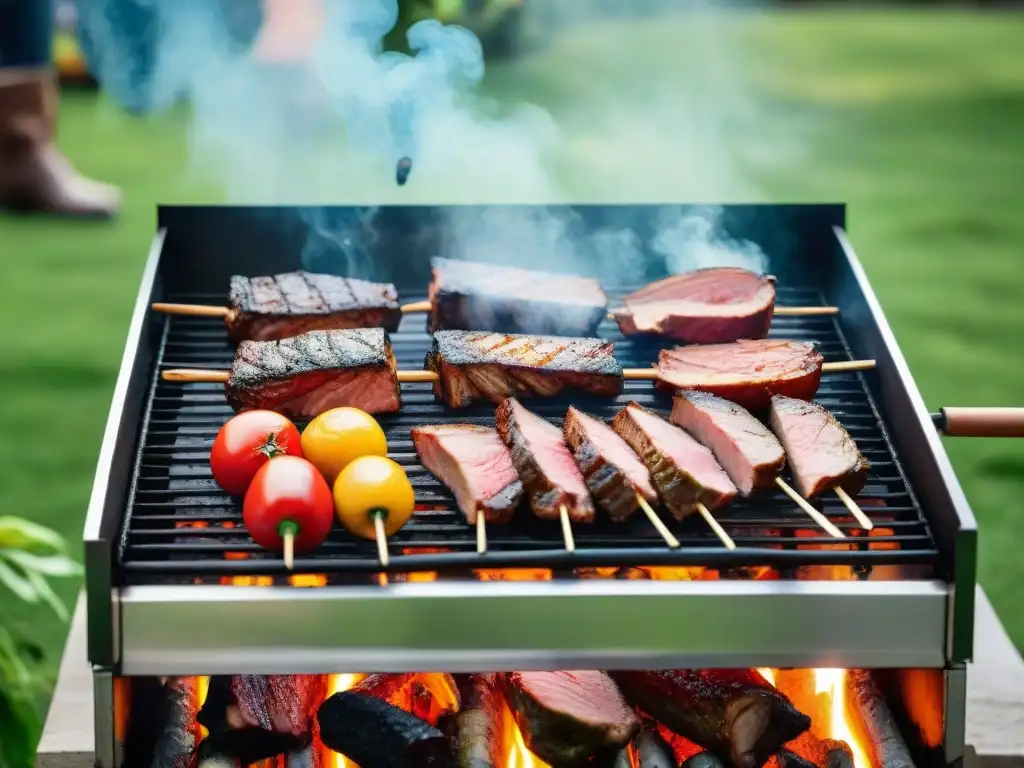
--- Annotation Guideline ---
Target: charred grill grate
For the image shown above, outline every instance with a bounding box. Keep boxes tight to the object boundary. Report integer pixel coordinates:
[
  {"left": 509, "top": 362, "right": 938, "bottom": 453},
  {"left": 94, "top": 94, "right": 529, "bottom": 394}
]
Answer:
[{"left": 118, "top": 285, "right": 938, "bottom": 584}]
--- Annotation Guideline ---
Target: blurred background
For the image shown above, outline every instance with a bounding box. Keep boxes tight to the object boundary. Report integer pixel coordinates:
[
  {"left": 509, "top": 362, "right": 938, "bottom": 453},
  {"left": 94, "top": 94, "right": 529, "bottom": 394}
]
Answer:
[{"left": 1, "top": 0, "right": 1022, "bottom": 763}]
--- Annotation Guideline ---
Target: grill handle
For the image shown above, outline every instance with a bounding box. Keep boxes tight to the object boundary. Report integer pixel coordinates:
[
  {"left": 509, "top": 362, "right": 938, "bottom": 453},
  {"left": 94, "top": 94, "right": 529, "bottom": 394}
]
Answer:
[{"left": 933, "top": 407, "right": 1024, "bottom": 437}]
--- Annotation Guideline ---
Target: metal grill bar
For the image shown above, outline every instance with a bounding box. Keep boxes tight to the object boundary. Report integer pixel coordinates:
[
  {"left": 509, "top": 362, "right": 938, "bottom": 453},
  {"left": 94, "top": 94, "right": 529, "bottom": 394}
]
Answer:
[{"left": 117, "top": 285, "right": 938, "bottom": 584}]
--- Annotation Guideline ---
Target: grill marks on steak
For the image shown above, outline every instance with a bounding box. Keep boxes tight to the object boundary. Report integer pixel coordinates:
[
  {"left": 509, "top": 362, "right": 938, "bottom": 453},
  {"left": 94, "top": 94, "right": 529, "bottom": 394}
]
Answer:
[
  {"left": 656, "top": 340, "right": 824, "bottom": 411},
  {"left": 670, "top": 391, "right": 785, "bottom": 496},
  {"left": 226, "top": 328, "right": 401, "bottom": 419},
  {"left": 611, "top": 670, "right": 810, "bottom": 768},
  {"left": 426, "top": 331, "right": 623, "bottom": 409},
  {"left": 614, "top": 268, "right": 776, "bottom": 344},
  {"left": 427, "top": 257, "right": 609, "bottom": 337},
  {"left": 412, "top": 425, "right": 524, "bottom": 524},
  {"left": 501, "top": 671, "right": 640, "bottom": 766},
  {"left": 496, "top": 398, "right": 595, "bottom": 523},
  {"left": 768, "top": 395, "right": 870, "bottom": 499},
  {"left": 611, "top": 403, "right": 737, "bottom": 519},
  {"left": 563, "top": 407, "right": 657, "bottom": 521},
  {"left": 226, "top": 271, "right": 401, "bottom": 342}
]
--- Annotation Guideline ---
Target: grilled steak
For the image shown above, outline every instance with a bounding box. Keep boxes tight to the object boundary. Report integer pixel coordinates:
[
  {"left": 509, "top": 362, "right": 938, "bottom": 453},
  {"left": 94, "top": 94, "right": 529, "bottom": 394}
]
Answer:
[
  {"left": 412, "top": 425, "right": 523, "bottom": 525},
  {"left": 439, "top": 675, "right": 505, "bottom": 768},
  {"left": 501, "top": 671, "right": 640, "bottom": 766},
  {"left": 231, "top": 675, "right": 327, "bottom": 738},
  {"left": 427, "top": 257, "right": 608, "bottom": 337},
  {"left": 656, "top": 340, "right": 824, "bottom": 411},
  {"left": 611, "top": 670, "right": 811, "bottom": 768},
  {"left": 226, "top": 271, "right": 402, "bottom": 342},
  {"left": 226, "top": 328, "right": 401, "bottom": 419},
  {"left": 612, "top": 403, "right": 737, "bottom": 519},
  {"left": 496, "top": 398, "right": 595, "bottom": 523},
  {"left": 768, "top": 395, "right": 870, "bottom": 498},
  {"left": 563, "top": 406, "right": 657, "bottom": 521},
  {"left": 670, "top": 391, "right": 785, "bottom": 496},
  {"left": 426, "top": 330, "right": 623, "bottom": 409},
  {"left": 613, "top": 268, "right": 775, "bottom": 344}
]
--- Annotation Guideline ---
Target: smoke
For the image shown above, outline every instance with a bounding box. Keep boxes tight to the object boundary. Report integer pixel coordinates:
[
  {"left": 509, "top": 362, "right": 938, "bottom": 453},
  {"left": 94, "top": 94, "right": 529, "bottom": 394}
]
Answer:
[{"left": 79, "top": 0, "right": 798, "bottom": 279}]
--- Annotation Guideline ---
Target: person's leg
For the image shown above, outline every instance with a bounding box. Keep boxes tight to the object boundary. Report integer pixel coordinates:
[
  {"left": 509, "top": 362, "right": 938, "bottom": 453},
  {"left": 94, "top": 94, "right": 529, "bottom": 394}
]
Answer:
[{"left": 0, "top": 0, "right": 120, "bottom": 216}]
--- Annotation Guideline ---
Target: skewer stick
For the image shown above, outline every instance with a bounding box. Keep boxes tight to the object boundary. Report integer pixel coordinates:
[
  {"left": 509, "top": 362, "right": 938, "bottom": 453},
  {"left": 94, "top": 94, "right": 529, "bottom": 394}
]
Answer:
[
  {"left": 151, "top": 303, "right": 230, "bottom": 318},
  {"left": 775, "top": 478, "right": 845, "bottom": 538},
  {"left": 558, "top": 505, "right": 576, "bottom": 553},
  {"left": 636, "top": 495, "right": 680, "bottom": 548},
  {"left": 400, "top": 300, "right": 431, "bottom": 313},
  {"left": 162, "top": 360, "right": 879, "bottom": 386},
  {"left": 476, "top": 514, "right": 487, "bottom": 555},
  {"left": 282, "top": 530, "right": 295, "bottom": 571},
  {"left": 373, "top": 514, "right": 390, "bottom": 567},
  {"left": 696, "top": 502, "right": 737, "bottom": 550},
  {"left": 834, "top": 486, "right": 873, "bottom": 530}
]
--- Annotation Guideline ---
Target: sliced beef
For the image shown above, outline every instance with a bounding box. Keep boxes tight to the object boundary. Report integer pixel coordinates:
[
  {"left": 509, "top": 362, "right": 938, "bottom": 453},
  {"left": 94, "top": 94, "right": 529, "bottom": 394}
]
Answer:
[
  {"left": 496, "top": 398, "right": 595, "bottom": 523},
  {"left": 231, "top": 675, "right": 327, "bottom": 738},
  {"left": 768, "top": 395, "right": 870, "bottom": 499},
  {"left": 439, "top": 674, "right": 505, "bottom": 768},
  {"left": 611, "top": 670, "right": 811, "bottom": 768},
  {"left": 427, "top": 257, "right": 608, "bottom": 337},
  {"left": 501, "top": 671, "right": 640, "bottom": 766},
  {"left": 656, "top": 340, "right": 824, "bottom": 411},
  {"left": 670, "top": 391, "right": 785, "bottom": 496},
  {"left": 563, "top": 406, "right": 657, "bottom": 521},
  {"left": 226, "top": 328, "right": 401, "bottom": 419},
  {"left": 614, "top": 268, "right": 775, "bottom": 344},
  {"left": 411, "top": 425, "right": 523, "bottom": 525},
  {"left": 427, "top": 330, "right": 623, "bottom": 409},
  {"left": 226, "top": 271, "right": 402, "bottom": 342},
  {"left": 612, "top": 403, "right": 737, "bottom": 519}
]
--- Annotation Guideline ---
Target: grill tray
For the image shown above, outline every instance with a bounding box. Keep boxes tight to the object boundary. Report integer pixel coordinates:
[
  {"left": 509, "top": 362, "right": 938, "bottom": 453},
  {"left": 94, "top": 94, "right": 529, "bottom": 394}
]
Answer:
[{"left": 119, "top": 284, "right": 937, "bottom": 584}]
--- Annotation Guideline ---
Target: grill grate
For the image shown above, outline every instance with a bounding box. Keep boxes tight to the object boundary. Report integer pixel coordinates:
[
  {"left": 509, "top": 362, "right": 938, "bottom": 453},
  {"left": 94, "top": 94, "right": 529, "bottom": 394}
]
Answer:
[{"left": 118, "top": 285, "right": 939, "bottom": 585}]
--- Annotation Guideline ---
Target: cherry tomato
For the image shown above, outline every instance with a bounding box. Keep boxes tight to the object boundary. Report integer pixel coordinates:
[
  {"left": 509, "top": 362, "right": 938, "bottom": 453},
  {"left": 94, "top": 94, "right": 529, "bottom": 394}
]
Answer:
[
  {"left": 210, "top": 411, "right": 302, "bottom": 497},
  {"left": 243, "top": 456, "right": 334, "bottom": 555},
  {"left": 333, "top": 456, "right": 415, "bottom": 540},
  {"left": 301, "top": 408, "right": 388, "bottom": 484}
]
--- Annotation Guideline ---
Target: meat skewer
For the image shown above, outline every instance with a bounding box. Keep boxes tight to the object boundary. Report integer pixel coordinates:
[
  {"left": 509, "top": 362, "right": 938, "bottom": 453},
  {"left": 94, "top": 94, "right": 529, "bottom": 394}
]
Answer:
[
  {"left": 670, "top": 390, "right": 845, "bottom": 538},
  {"left": 767, "top": 395, "right": 873, "bottom": 530},
  {"left": 612, "top": 402, "right": 739, "bottom": 549}
]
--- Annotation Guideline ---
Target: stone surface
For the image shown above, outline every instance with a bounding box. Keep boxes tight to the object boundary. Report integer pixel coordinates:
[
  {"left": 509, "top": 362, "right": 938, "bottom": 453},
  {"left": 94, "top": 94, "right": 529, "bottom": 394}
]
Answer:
[{"left": 34, "top": 588, "right": 1024, "bottom": 766}]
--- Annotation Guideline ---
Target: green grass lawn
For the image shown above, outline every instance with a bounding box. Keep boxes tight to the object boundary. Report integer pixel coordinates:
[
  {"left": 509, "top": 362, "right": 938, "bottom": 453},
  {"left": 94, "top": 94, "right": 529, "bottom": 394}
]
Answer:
[{"left": 1, "top": 6, "right": 1022, "bottom": 741}]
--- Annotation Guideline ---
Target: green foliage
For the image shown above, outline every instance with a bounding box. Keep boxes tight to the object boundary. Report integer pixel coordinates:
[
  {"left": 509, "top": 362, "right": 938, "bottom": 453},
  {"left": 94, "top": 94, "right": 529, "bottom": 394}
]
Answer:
[{"left": 0, "top": 518, "right": 82, "bottom": 768}]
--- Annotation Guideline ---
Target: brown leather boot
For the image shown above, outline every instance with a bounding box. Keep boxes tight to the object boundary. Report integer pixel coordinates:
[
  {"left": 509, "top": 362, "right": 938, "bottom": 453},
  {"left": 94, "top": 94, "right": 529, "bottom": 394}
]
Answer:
[{"left": 0, "top": 68, "right": 120, "bottom": 217}]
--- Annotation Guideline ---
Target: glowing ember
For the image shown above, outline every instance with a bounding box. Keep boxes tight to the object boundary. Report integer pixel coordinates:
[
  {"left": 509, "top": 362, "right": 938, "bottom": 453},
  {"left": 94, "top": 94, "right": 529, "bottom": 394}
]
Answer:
[
  {"left": 290, "top": 574, "right": 328, "bottom": 587},
  {"left": 476, "top": 569, "right": 553, "bottom": 581},
  {"left": 504, "top": 704, "right": 551, "bottom": 768},
  {"left": 196, "top": 676, "right": 210, "bottom": 738},
  {"left": 757, "top": 668, "right": 776, "bottom": 686},
  {"left": 814, "top": 669, "right": 872, "bottom": 768}
]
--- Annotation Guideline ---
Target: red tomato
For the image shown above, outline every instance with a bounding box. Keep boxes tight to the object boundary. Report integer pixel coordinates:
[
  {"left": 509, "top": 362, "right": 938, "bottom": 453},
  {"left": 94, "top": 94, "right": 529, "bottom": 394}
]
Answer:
[
  {"left": 243, "top": 456, "right": 334, "bottom": 554},
  {"left": 210, "top": 411, "right": 302, "bottom": 497}
]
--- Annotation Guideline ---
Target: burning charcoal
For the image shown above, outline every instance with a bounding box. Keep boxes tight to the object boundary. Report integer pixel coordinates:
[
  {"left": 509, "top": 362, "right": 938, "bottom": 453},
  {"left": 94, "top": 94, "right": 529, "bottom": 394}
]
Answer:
[
  {"left": 284, "top": 744, "right": 322, "bottom": 768},
  {"left": 396, "top": 156, "right": 413, "bottom": 186},
  {"left": 439, "top": 674, "right": 504, "bottom": 768},
  {"left": 318, "top": 691, "right": 453, "bottom": 768},
  {"left": 195, "top": 740, "right": 241, "bottom": 768},
  {"left": 353, "top": 672, "right": 417, "bottom": 702},
  {"left": 150, "top": 677, "right": 201, "bottom": 768},
  {"left": 775, "top": 749, "right": 815, "bottom": 768},
  {"left": 682, "top": 753, "right": 726, "bottom": 768},
  {"left": 501, "top": 671, "right": 640, "bottom": 766},
  {"left": 848, "top": 670, "right": 914, "bottom": 768},
  {"left": 600, "top": 727, "right": 678, "bottom": 768},
  {"left": 824, "top": 741, "right": 855, "bottom": 768},
  {"left": 611, "top": 670, "right": 811, "bottom": 768},
  {"left": 617, "top": 566, "right": 651, "bottom": 580}
]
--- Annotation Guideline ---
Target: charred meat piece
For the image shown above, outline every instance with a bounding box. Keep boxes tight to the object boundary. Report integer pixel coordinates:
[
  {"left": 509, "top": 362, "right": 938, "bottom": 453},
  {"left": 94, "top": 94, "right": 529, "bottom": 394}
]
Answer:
[
  {"left": 656, "top": 340, "right": 825, "bottom": 411},
  {"left": 496, "top": 398, "right": 595, "bottom": 523},
  {"left": 670, "top": 391, "right": 785, "bottom": 496},
  {"left": 231, "top": 675, "right": 327, "bottom": 738},
  {"left": 226, "top": 328, "right": 401, "bottom": 419},
  {"left": 501, "top": 671, "right": 640, "bottom": 766},
  {"left": 563, "top": 407, "right": 657, "bottom": 521},
  {"left": 611, "top": 670, "right": 811, "bottom": 768},
  {"left": 427, "top": 257, "right": 608, "bottom": 337},
  {"left": 412, "top": 425, "right": 523, "bottom": 525},
  {"left": 226, "top": 271, "right": 402, "bottom": 342},
  {"left": 426, "top": 330, "right": 623, "bottom": 409},
  {"left": 318, "top": 691, "right": 453, "bottom": 768},
  {"left": 150, "top": 677, "right": 201, "bottom": 768},
  {"left": 439, "top": 674, "right": 505, "bottom": 768},
  {"left": 612, "top": 403, "right": 737, "bottom": 519},
  {"left": 768, "top": 395, "right": 870, "bottom": 499},
  {"left": 614, "top": 268, "right": 776, "bottom": 344}
]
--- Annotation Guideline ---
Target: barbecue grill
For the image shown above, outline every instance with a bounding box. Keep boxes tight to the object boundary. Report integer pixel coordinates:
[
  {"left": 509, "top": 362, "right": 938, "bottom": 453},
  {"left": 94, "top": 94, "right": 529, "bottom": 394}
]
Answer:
[{"left": 82, "top": 203, "right": 984, "bottom": 768}]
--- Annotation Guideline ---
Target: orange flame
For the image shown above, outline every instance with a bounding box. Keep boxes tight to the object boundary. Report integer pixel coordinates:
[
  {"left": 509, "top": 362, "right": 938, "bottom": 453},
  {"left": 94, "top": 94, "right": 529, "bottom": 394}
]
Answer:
[
  {"left": 504, "top": 704, "right": 551, "bottom": 768},
  {"left": 814, "top": 669, "right": 872, "bottom": 768},
  {"left": 757, "top": 668, "right": 776, "bottom": 687}
]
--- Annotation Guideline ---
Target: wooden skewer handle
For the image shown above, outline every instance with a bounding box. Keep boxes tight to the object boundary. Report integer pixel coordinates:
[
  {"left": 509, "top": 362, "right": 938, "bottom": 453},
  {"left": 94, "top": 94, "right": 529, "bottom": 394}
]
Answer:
[
  {"left": 152, "top": 303, "right": 230, "bottom": 318},
  {"left": 821, "top": 359, "right": 876, "bottom": 373},
  {"left": 936, "top": 407, "right": 1024, "bottom": 438},
  {"left": 163, "top": 369, "right": 230, "bottom": 383},
  {"left": 396, "top": 370, "right": 440, "bottom": 384},
  {"left": 400, "top": 300, "right": 432, "bottom": 314}
]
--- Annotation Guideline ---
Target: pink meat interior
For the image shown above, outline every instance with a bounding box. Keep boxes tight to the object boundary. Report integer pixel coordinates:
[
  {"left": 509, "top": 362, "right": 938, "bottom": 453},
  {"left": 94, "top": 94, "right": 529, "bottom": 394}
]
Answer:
[
  {"left": 514, "top": 403, "right": 590, "bottom": 497},
  {"left": 571, "top": 409, "right": 656, "bottom": 499}
]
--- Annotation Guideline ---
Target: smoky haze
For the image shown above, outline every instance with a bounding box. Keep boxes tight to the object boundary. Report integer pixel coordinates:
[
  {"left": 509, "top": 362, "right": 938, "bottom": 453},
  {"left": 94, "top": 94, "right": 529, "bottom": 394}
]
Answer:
[{"left": 79, "top": 0, "right": 792, "bottom": 280}]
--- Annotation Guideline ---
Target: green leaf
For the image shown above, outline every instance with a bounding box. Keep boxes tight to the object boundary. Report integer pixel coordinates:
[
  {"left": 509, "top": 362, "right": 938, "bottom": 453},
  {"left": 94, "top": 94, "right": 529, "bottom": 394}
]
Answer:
[
  {"left": 0, "top": 550, "right": 82, "bottom": 578},
  {"left": 23, "top": 569, "right": 69, "bottom": 623},
  {"left": 0, "top": 517, "right": 66, "bottom": 553},
  {"left": 0, "top": 628, "right": 31, "bottom": 687},
  {"left": 0, "top": 560, "right": 38, "bottom": 604}
]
